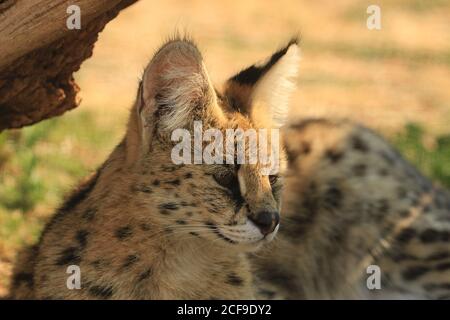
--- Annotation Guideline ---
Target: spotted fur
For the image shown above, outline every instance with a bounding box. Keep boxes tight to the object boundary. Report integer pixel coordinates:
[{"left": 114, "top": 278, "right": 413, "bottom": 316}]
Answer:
[{"left": 252, "top": 119, "right": 450, "bottom": 299}]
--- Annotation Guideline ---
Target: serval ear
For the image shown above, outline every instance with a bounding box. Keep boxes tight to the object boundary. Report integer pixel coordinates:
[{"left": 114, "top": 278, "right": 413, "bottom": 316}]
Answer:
[
  {"left": 224, "top": 38, "right": 300, "bottom": 128},
  {"left": 132, "top": 38, "right": 225, "bottom": 153}
]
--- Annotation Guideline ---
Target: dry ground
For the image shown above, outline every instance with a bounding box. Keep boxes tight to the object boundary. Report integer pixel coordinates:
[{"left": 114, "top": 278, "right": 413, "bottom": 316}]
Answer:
[{"left": 78, "top": 0, "right": 450, "bottom": 133}]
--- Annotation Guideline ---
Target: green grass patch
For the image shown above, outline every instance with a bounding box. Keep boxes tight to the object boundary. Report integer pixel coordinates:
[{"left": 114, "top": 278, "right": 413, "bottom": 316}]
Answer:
[
  {"left": 392, "top": 123, "right": 450, "bottom": 188},
  {"left": 0, "top": 109, "right": 122, "bottom": 250}
]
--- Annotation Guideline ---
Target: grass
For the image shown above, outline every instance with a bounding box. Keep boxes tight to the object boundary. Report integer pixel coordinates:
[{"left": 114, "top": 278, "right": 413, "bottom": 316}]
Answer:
[
  {"left": 392, "top": 123, "right": 450, "bottom": 188},
  {"left": 0, "top": 110, "right": 121, "bottom": 253},
  {"left": 0, "top": 108, "right": 124, "bottom": 296}
]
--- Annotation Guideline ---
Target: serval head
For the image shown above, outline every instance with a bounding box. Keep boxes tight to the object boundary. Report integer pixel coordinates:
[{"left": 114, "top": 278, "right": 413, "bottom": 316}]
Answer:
[{"left": 125, "top": 36, "right": 300, "bottom": 251}]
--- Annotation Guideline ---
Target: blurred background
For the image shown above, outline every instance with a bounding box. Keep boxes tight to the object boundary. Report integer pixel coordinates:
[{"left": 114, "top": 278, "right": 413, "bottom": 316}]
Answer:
[{"left": 0, "top": 0, "right": 449, "bottom": 296}]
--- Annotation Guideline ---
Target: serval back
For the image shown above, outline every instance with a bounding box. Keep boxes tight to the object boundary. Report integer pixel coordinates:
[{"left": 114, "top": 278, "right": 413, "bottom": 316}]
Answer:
[{"left": 253, "top": 119, "right": 450, "bottom": 299}]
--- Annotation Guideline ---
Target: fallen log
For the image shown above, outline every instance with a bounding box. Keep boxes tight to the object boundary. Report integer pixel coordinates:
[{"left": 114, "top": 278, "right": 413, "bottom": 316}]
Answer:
[{"left": 0, "top": 0, "right": 138, "bottom": 131}]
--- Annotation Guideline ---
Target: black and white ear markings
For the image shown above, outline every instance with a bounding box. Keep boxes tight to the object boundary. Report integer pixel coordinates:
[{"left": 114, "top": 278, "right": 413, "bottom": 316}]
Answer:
[
  {"left": 251, "top": 41, "right": 300, "bottom": 128},
  {"left": 230, "top": 38, "right": 300, "bottom": 86},
  {"left": 225, "top": 38, "right": 301, "bottom": 128}
]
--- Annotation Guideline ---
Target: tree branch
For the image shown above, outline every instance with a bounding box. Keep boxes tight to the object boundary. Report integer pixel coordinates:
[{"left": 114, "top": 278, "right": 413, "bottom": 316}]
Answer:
[{"left": 0, "top": 0, "right": 138, "bottom": 131}]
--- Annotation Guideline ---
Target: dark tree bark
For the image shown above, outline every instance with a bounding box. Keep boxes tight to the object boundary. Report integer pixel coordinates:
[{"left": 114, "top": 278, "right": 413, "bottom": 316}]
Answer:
[{"left": 0, "top": 0, "right": 138, "bottom": 131}]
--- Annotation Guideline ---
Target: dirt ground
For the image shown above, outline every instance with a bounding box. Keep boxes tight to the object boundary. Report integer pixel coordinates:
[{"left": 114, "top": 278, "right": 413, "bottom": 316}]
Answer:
[
  {"left": 77, "top": 0, "right": 450, "bottom": 133},
  {"left": 1, "top": 0, "right": 449, "bottom": 297}
]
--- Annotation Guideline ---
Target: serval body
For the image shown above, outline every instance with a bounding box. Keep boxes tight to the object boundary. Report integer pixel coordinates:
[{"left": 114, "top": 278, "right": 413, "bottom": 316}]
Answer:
[{"left": 253, "top": 119, "right": 450, "bottom": 299}]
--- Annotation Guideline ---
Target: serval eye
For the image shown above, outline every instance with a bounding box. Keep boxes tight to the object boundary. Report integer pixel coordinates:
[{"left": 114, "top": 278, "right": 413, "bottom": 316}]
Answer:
[
  {"left": 213, "top": 171, "right": 238, "bottom": 191},
  {"left": 269, "top": 175, "right": 279, "bottom": 185}
]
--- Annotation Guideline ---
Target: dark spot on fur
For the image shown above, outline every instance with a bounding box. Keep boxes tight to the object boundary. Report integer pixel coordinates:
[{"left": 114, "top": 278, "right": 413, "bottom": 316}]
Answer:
[
  {"left": 90, "top": 259, "right": 105, "bottom": 270},
  {"left": 351, "top": 136, "right": 369, "bottom": 152},
  {"left": 226, "top": 273, "right": 244, "bottom": 286},
  {"left": 13, "top": 272, "right": 34, "bottom": 288},
  {"left": 184, "top": 172, "right": 193, "bottom": 179},
  {"left": 115, "top": 226, "right": 133, "bottom": 240},
  {"left": 122, "top": 255, "right": 139, "bottom": 269},
  {"left": 82, "top": 208, "right": 97, "bottom": 221},
  {"left": 399, "top": 209, "right": 410, "bottom": 217},
  {"left": 140, "top": 223, "right": 151, "bottom": 231},
  {"left": 162, "top": 226, "right": 172, "bottom": 234},
  {"left": 410, "top": 196, "right": 420, "bottom": 207},
  {"left": 389, "top": 251, "right": 418, "bottom": 262},
  {"left": 258, "top": 288, "right": 276, "bottom": 299},
  {"left": 152, "top": 179, "right": 160, "bottom": 186},
  {"left": 138, "top": 268, "right": 153, "bottom": 282},
  {"left": 396, "top": 228, "right": 416, "bottom": 243},
  {"left": 300, "top": 141, "right": 311, "bottom": 155},
  {"left": 283, "top": 182, "right": 319, "bottom": 240},
  {"left": 189, "top": 232, "right": 200, "bottom": 237},
  {"left": 397, "top": 186, "right": 407, "bottom": 199},
  {"left": 352, "top": 163, "right": 367, "bottom": 176},
  {"left": 89, "top": 285, "right": 114, "bottom": 299},
  {"left": 425, "top": 252, "right": 450, "bottom": 261},
  {"left": 402, "top": 266, "right": 430, "bottom": 280},
  {"left": 289, "top": 118, "right": 334, "bottom": 131},
  {"left": 139, "top": 185, "right": 153, "bottom": 193},
  {"left": 209, "top": 207, "right": 220, "bottom": 214},
  {"left": 323, "top": 184, "right": 343, "bottom": 208},
  {"left": 325, "top": 149, "right": 343, "bottom": 163},
  {"left": 55, "top": 247, "right": 81, "bottom": 266},
  {"left": 285, "top": 147, "right": 298, "bottom": 164},
  {"left": 435, "top": 262, "right": 450, "bottom": 271},
  {"left": 378, "top": 199, "right": 390, "bottom": 213},
  {"left": 158, "top": 202, "right": 179, "bottom": 211},
  {"left": 257, "top": 265, "right": 301, "bottom": 294},
  {"left": 420, "top": 229, "right": 449, "bottom": 243},
  {"left": 176, "top": 220, "right": 186, "bottom": 225},
  {"left": 166, "top": 179, "right": 181, "bottom": 186},
  {"left": 185, "top": 211, "right": 193, "bottom": 217},
  {"left": 162, "top": 165, "right": 177, "bottom": 172},
  {"left": 75, "top": 230, "right": 89, "bottom": 249}
]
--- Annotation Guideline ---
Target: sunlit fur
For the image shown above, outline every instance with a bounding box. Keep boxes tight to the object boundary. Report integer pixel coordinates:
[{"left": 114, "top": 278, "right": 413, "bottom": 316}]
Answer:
[{"left": 10, "top": 37, "right": 300, "bottom": 299}]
